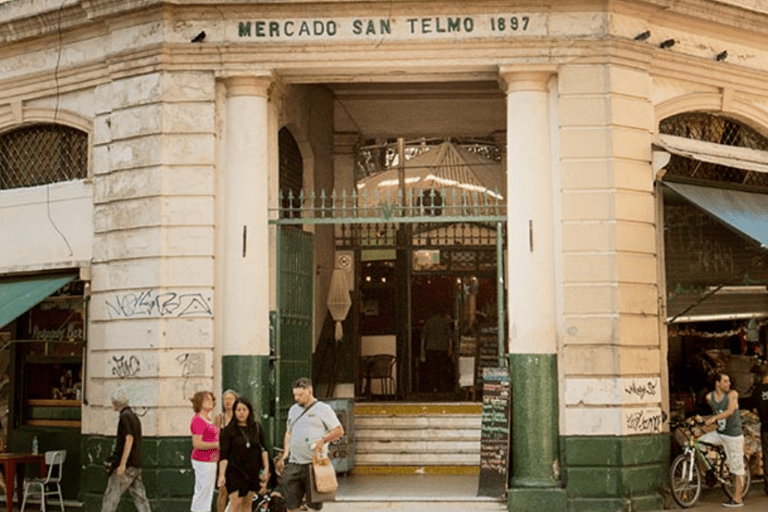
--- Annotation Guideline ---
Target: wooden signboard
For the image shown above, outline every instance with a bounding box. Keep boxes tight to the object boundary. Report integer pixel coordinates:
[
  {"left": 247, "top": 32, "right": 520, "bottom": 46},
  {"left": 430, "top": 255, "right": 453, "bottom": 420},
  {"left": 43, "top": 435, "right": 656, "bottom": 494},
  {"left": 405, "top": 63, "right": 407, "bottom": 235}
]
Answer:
[{"left": 477, "top": 366, "right": 511, "bottom": 497}]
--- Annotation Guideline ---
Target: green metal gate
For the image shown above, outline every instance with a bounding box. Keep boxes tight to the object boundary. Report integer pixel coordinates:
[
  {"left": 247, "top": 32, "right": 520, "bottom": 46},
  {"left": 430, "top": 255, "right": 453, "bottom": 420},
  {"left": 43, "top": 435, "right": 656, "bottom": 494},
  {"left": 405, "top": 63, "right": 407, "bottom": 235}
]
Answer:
[{"left": 273, "top": 225, "right": 314, "bottom": 446}]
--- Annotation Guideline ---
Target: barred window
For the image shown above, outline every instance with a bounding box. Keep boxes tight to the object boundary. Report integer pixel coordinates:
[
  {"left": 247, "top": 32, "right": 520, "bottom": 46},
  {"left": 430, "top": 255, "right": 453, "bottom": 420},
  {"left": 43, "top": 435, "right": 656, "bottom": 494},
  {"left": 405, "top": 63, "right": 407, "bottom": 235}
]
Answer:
[
  {"left": 0, "top": 123, "right": 88, "bottom": 190},
  {"left": 659, "top": 112, "right": 768, "bottom": 188}
]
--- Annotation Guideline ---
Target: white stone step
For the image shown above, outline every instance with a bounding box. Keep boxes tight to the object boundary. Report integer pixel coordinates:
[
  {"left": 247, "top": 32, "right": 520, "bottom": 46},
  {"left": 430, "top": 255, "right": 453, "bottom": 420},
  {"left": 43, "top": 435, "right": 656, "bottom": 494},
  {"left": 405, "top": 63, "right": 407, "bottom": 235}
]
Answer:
[
  {"left": 355, "top": 431, "right": 480, "bottom": 442},
  {"left": 356, "top": 415, "right": 481, "bottom": 429},
  {"left": 356, "top": 452, "right": 481, "bottom": 465},
  {"left": 357, "top": 439, "right": 480, "bottom": 453}
]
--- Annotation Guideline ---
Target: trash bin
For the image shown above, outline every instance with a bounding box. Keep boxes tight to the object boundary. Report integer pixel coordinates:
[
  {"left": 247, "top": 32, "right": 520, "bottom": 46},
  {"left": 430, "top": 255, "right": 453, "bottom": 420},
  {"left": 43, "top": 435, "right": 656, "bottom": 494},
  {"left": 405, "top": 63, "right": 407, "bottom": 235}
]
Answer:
[{"left": 325, "top": 398, "right": 354, "bottom": 474}]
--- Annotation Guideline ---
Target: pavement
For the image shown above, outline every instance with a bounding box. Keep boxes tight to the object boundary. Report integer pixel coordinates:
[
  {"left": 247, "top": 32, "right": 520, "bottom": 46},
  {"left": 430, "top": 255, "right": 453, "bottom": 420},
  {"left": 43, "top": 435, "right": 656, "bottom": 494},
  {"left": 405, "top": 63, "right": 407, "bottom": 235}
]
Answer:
[{"left": 656, "top": 483, "right": 768, "bottom": 511}]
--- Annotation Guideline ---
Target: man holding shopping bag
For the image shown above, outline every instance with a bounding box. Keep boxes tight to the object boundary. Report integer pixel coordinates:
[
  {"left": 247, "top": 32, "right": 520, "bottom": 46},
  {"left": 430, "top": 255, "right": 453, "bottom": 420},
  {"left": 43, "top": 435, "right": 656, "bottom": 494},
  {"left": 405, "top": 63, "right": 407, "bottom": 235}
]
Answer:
[{"left": 275, "top": 378, "right": 343, "bottom": 512}]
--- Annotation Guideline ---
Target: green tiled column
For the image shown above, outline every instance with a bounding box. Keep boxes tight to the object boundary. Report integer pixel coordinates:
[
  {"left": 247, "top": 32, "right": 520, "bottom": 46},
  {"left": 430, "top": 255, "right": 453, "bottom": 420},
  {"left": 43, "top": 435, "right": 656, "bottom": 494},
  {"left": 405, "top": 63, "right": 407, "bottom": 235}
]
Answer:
[
  {"left": 81, "top": 435, "right": 192, "bottom": 512},
  {"left": 562, "top": 434, "right": 668, "bottom": 512},
  {"left": 507, "top": 353, "right": 567, "bottom": 511},
  {"left": 221, "top": 354, "right": 271, "bottom": 419}
]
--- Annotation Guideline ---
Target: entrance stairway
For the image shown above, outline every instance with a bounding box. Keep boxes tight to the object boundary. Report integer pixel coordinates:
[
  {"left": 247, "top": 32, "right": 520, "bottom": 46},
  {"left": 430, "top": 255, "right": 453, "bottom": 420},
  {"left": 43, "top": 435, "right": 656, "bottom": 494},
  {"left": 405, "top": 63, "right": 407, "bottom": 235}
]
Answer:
[
  {"left": 323, "top": 402, "right": 507, "bottom": 512},
  {"left": 352, "top": 402, "right": 483, "bottom": 474},
  {"left": 329, "top": 403, "right": 506, "bottom": 510}
]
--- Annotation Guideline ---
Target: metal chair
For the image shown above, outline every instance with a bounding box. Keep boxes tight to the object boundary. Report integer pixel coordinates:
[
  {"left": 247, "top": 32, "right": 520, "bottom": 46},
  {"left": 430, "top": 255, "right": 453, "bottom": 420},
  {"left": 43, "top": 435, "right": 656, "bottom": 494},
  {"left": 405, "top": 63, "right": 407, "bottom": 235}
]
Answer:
[
  {"left": 21, "top": 450, "right": 66, "bottom": 512},
  {"left": 368, "top": 354, "right": 396, "bottom": 398}
]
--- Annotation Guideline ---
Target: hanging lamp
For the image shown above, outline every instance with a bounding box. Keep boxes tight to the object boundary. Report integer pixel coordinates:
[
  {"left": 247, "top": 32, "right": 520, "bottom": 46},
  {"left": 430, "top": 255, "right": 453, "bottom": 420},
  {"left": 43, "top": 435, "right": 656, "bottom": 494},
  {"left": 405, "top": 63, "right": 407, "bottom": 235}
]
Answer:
[{"left": 327, "top": 268, "right": 352, "bottom": 341}]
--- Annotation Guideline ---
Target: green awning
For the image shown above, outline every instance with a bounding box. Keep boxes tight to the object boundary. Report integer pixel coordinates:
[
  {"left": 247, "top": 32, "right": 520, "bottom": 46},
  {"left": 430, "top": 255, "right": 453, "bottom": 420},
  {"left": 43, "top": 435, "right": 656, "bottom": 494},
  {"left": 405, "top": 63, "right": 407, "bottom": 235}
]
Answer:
[
  {"left": 0, "top": 273, "right": 78, "bottom": 329},
  {"left": 663, "top": 181, "right": 768, "bottom": 250}
]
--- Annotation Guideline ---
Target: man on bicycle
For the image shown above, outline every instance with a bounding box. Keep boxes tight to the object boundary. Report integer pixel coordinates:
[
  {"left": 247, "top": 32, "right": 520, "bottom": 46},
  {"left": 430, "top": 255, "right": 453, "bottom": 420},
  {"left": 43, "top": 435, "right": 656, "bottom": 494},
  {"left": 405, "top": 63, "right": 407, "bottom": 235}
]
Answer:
[{"left": 701, "top": 372, "right": 746, "bottom": 508}]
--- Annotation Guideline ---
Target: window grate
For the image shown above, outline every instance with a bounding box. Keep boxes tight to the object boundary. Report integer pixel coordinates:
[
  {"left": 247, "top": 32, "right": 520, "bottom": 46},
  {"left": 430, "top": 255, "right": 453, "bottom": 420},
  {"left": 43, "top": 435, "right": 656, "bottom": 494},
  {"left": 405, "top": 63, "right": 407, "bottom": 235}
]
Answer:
[
  {"left": 0, "top": 124, "right": 87, "bottom": 190},
  {"left": 660, "top": 112, "right": 768, "bottom": 189},
  {"left": 660, "top": 112, "right": 768, "bottom": 150}
]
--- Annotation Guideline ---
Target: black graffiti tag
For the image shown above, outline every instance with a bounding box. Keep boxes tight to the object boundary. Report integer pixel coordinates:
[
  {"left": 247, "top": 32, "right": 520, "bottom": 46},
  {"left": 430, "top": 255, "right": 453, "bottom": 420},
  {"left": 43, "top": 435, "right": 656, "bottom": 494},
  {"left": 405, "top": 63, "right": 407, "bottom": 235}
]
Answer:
[
  {"left": 626, "top": 410, "right": 663, "bottom": 433},
  {"left": 624, "top": 380, "right": 657, "bottom": 400},
  {"left": 105, "top": 290, "right": 213, "bottom": 318},
  {"left": 111, "top": 355, "right": 140, "bottom": 378}
]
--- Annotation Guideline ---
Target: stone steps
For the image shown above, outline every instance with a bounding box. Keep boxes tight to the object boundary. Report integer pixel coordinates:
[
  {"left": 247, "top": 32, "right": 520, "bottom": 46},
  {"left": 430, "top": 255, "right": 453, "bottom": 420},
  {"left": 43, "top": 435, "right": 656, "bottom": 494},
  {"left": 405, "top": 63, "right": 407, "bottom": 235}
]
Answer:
[{"left": 353, "top": 402, "right": 482, "bottom": 471}]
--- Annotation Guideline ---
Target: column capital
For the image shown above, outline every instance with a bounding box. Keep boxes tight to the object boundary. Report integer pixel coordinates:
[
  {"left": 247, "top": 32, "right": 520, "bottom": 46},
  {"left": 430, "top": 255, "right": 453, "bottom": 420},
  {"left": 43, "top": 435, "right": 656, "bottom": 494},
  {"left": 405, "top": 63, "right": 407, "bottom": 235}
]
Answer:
[
  {"left": 498, "top": 66, "right": 556, "bottom": 93},
  {"left": 223, "top": 74, "right": 275, "bottom": 98}
]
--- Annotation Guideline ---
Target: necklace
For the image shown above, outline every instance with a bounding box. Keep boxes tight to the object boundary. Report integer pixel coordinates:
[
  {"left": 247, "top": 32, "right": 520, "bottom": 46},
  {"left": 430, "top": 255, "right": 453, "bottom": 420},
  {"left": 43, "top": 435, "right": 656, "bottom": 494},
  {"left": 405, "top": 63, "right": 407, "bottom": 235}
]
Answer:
[{"left": 240, "top": 426, "right": 250, "bottom": 449}]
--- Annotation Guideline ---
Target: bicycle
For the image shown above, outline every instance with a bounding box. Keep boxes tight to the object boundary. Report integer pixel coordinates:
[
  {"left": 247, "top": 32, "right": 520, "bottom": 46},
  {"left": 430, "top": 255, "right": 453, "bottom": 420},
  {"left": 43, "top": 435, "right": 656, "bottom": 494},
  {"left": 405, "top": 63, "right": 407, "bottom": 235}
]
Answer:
[{"left": 669, "top": 417, "right": 751, "bottom": 508}]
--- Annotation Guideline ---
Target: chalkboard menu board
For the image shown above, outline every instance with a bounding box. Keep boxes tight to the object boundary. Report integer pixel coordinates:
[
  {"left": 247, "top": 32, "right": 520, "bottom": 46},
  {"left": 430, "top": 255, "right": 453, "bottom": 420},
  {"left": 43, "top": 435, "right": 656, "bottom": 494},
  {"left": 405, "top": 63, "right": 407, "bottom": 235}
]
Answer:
[{"left": 477, "top": 366, "right": 511, "bottom": 497}]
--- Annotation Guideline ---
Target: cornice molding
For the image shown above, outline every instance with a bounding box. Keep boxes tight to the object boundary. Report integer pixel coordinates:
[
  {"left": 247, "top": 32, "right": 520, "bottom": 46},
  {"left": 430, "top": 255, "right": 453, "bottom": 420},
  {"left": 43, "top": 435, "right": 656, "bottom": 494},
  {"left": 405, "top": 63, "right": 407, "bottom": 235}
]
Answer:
[{"left": 3, "top": 36, "right": 768, "bottom": 108}]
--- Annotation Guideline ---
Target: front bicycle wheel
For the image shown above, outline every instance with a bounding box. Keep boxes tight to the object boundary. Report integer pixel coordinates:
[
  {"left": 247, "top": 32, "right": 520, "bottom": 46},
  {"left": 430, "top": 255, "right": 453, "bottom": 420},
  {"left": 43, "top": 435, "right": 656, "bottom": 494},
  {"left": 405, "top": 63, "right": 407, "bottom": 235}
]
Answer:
[
  {"left": 721, "top": 455, "right": 751, "bottom": 500},
  {"left": 671, "top": 453, "right": 702, "bottom": 508}
]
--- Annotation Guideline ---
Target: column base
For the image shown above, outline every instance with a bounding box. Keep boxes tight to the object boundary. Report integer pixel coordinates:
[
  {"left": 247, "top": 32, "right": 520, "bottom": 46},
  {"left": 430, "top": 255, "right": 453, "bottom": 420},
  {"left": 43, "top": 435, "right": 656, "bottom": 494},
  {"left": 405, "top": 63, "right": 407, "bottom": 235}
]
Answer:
[{"left": 507, "top": 487, "right": 567, "bottom": 512}]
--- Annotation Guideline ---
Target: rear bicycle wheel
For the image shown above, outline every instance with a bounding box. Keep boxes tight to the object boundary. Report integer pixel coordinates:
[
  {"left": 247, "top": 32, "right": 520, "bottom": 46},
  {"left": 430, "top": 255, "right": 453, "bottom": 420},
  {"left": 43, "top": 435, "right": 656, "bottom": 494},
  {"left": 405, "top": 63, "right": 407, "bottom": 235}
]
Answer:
[
  {"left": 671, "top": 453, "right": 702, "bottom": 508},
  {"left": 721, "top": 455, "right": 751, "bottom": 500}
]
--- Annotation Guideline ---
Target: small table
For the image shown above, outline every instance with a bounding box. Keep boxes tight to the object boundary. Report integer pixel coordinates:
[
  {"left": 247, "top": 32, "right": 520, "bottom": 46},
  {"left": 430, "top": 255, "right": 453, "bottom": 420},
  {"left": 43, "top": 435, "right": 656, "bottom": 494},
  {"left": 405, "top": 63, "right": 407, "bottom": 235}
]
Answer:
[{"left": 0, "top": 453, "right": 45, "bottom": 512}]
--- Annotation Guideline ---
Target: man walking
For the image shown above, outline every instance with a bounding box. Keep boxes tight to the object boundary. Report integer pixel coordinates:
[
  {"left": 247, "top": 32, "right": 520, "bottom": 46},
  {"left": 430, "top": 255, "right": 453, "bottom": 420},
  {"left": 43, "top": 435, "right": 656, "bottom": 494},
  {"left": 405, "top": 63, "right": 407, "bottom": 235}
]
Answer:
[
  {"left": 102, "top": 388, "right": 151, "bottom": 512},
  {"left": 275, "top": 378, "right": 343, "bottom": 512},
  {"left": 700, "top": 373, "right": 746, "bottom": 507},
  {"left": 420, "top": 310, "right": 454, "bottom": 393},
  {"left": 755, "top": 365, "right": 768, "bottom": 496}
]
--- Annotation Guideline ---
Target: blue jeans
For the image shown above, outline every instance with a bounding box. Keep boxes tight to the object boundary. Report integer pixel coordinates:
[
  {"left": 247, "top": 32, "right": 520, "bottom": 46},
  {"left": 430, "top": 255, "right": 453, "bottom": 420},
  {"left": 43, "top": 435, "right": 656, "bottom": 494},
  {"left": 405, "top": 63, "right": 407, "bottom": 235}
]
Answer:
[{"left": 101, "top": 467, "right": 151, "bottom": 512}]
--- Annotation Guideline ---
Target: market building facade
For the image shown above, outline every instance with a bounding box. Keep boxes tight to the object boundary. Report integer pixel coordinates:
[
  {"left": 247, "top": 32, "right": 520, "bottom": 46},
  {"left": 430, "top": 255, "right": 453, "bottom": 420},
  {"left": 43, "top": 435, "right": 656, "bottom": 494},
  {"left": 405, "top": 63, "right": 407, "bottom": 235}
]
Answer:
[{"left": 1, "top": 0, "right": 768, "bottom": 511}]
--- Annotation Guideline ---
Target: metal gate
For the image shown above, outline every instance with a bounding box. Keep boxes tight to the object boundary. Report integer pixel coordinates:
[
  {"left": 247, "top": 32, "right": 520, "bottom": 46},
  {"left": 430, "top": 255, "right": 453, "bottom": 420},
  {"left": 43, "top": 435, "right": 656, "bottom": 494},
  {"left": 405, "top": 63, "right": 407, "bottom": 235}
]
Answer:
[{"left": 273, "top": 225, "right": 314, "bottom": 445}]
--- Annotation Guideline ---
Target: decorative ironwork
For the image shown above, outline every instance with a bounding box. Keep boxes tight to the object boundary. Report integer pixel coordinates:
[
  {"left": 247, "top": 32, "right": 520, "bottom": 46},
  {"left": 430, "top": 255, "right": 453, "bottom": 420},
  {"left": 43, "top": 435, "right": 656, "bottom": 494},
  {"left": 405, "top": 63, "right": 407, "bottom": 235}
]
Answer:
[
  {"left": 356, "top": 137, "right": 501, "bottom": 179},
  {"left": 660, "top": 112, "right": 768, "bottom": 189},
  {"left": 270, "top": 186, "right": 506, "bottom": 225},
  {"left": 0, "top": 124, "right": 87, "bottom": 190}
]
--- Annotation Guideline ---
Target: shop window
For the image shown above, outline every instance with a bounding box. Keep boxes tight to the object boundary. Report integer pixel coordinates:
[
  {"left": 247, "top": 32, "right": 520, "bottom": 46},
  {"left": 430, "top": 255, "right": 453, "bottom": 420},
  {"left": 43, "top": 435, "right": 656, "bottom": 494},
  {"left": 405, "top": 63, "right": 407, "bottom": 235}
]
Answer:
[
  {"left": 10, "top": 280, "right": 85, "bottom": 430},
  {"left": 659, "top": 112, "right": 768, "bottom": 189},
  {"left": 0, "top": 123, "right": 88, "bottom": 190}
]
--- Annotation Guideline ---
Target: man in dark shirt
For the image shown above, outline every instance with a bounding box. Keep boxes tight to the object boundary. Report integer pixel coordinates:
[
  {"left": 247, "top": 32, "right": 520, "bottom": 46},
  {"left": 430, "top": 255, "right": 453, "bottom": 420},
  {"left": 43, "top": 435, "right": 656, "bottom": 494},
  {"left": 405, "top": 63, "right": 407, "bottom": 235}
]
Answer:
[
  {"left": 101, "top": 388, "right": 151, "bottom": 512},
  {"left": 420, "top": 310, "right": 454, "bottom": 393},
  {"left": 756, "top": 365, "right": 768, "bottom": 496}
]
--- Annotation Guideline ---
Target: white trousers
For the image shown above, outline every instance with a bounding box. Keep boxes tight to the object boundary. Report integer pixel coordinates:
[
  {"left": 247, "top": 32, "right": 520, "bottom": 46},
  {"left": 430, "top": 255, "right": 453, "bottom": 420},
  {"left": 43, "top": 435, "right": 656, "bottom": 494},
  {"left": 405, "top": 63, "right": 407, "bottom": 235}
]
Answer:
[{"left": 191, "top": 459, "right": 218, "bottom": 512}]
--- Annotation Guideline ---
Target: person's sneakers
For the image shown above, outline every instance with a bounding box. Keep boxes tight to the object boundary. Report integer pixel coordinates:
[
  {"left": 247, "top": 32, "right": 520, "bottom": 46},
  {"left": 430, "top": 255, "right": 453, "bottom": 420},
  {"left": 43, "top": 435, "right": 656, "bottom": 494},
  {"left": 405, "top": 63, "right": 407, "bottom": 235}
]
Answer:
[{"left": 722, "top": 499, "right": 744, "bottom": 508}]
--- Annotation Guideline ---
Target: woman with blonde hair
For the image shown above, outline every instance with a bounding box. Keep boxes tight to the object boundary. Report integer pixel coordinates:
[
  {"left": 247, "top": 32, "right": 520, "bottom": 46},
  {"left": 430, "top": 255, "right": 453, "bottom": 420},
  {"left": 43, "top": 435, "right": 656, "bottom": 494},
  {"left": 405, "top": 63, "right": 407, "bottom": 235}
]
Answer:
[
  {"left": 214, "top": 389, "right": 239, "bottom": 512},
  {"left": 189, "top": 391, "right": 219, "bottom": 512}
]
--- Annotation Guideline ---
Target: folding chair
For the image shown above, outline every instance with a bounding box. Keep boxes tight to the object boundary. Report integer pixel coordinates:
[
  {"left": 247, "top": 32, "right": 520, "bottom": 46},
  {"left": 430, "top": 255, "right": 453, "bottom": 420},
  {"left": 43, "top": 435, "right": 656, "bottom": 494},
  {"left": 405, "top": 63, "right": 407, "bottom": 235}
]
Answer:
[{"left": 21, "top": 450, "right": 66, "bottom": 512}]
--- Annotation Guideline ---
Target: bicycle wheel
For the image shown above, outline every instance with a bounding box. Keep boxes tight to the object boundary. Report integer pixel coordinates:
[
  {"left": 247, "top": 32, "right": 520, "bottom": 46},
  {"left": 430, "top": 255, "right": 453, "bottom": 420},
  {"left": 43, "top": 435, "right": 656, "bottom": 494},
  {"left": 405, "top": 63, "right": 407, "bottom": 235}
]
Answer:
[
  {"left": 721, "top": 455, "right": 751, "bottom": 500},
  {"left": 671, "top": 453, "right": 702, "bottom": 508}
]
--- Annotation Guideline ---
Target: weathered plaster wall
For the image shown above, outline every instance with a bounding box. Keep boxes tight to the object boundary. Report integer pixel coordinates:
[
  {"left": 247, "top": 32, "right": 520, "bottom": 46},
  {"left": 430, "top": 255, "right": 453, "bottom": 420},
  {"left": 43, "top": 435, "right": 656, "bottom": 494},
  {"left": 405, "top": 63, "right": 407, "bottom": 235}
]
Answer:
[
  {"left": 84, "top": 70, "right": 217, "bottom": 437},
  {"left": 0, "top": 181, "right": 93, "bottom": 271}
]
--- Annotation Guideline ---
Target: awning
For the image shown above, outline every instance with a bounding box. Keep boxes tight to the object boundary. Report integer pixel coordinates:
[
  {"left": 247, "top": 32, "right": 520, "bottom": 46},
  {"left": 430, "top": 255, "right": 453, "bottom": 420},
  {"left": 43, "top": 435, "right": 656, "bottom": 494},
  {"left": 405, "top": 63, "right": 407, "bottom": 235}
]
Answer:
[
  {"left": 667, "top": 287, "right": 768, "bottom": 323},
  {"left": 0, "top": 273, "right": 78, "bottom": 329},
  {"left": 655, "top": 134, "right": 768, "bottom": 174},
  {"left": 663, "top": 181, "right": 768, "bottom": 249}
]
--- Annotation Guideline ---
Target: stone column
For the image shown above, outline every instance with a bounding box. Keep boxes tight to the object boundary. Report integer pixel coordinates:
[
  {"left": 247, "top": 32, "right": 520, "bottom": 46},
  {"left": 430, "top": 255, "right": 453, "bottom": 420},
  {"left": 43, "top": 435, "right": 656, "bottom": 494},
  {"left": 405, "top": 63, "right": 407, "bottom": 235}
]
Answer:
[
  {"left": 221, "top": 76, "right": 273, "bottom": 413},
  {"left": 501, "top": 70, "right": 566, "bottom": 511}
]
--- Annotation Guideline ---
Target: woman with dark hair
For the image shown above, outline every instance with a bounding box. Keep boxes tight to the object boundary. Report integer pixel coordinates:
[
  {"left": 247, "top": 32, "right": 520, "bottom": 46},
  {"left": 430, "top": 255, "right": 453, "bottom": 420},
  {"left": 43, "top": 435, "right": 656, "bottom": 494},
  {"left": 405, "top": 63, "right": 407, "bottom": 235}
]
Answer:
[
  {"left": 217, "top": 398, "right": 270, "bottom": 512},
  {"left": 189, "top": 391, "right": 220, "bottom": 512}
]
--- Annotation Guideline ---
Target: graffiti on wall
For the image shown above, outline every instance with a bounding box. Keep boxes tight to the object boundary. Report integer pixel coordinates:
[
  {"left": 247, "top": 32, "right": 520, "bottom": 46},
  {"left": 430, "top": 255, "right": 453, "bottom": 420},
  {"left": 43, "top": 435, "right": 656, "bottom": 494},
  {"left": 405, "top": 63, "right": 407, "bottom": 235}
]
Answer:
[
  {"left": 176, "top": 352, "right": 206, "bottom": 399},
  {"left": 105, "top": 290, "right": 213, "bottom": 319},
  {"left": 624, "top": 379, "right": 658, "bottom": 401},
  {"left": 111, "top": 355, "right": 141, "bottom": 378},
  {"left": 624, "top": 408, "right": 665, "bottom": 434}
]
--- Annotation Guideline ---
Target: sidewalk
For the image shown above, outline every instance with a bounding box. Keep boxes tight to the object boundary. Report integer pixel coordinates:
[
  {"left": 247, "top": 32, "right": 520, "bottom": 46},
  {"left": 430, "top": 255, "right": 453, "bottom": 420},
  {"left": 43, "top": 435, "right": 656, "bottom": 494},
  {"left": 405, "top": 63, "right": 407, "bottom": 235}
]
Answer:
[{"left": 655, "top": 483, "right": 767, "bottom": 511}]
